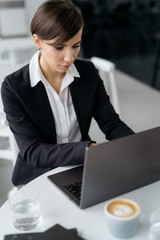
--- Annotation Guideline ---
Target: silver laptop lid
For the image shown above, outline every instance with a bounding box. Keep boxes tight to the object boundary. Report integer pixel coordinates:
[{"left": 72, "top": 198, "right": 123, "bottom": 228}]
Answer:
[{"left": 80, "top": 127, "right": 160, "bottom": 209}]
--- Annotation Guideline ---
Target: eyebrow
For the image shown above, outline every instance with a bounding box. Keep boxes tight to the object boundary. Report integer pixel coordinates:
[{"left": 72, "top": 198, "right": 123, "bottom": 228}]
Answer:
[
  {"left": 72, "top": 40, "right": 82, "bottom": 46},
  {"left": 47, "top": 40, "right": 81, "bottom": 47}
]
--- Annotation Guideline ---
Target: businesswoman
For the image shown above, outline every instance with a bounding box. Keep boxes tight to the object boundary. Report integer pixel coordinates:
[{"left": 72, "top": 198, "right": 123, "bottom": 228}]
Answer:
[{"left": 1, "top": 0, "right": 134, "bottom": 186}]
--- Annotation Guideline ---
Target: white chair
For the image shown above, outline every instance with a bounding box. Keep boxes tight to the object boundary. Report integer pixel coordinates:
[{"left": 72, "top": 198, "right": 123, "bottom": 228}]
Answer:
[{"left": 91, "top": 57, "right": 120, "bottom": 114}]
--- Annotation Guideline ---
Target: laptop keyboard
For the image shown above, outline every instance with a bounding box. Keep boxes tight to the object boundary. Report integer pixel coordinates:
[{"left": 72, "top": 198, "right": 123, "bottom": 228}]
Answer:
[{"left": 65, "top": 181, "right": 82, "bottom": 200}]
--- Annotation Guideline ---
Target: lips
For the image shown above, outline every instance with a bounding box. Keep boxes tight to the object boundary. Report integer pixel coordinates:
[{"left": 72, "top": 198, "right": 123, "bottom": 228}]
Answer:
[{"left": 62, "top": 65, "right": 70, "bottom": 68}]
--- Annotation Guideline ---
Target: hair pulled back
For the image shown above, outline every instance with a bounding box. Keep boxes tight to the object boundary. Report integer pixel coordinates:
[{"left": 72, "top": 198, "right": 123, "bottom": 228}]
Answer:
[{"left": 30, "top": 0, "right": 84, "bottom": 45}]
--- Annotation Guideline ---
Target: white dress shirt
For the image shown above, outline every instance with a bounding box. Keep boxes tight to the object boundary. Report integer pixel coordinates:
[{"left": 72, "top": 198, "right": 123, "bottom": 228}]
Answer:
[{"left": 29, "top": 51, "right": 81, "bottom": 144}]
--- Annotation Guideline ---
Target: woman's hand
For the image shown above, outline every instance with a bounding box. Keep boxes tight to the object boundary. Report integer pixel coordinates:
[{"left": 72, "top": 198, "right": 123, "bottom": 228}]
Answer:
[{"left": 88, "top": 142, "right": 97, "bottom": 147}]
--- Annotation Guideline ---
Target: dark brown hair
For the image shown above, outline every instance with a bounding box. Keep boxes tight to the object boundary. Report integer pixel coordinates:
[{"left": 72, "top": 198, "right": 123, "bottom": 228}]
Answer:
[{"left": 30, "top": 0, "right": 84, "bottom": 44}]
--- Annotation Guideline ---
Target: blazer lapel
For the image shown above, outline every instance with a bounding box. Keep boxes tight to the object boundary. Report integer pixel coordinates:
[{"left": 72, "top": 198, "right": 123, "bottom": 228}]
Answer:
[
  {"left": 37, "top": 82, "right": 57, "bottom": 142},
  {"left": 24, "top": 78, "right": 57, "bottom": 143}
]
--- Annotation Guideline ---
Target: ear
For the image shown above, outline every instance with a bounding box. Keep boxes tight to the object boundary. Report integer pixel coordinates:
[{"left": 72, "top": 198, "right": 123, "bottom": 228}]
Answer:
[{"left": 33, "top": 34, "right": 41, "bottom": 49}]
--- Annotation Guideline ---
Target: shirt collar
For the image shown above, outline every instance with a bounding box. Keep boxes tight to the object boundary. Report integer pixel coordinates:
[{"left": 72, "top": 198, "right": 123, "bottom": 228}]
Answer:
[{"left": 29, "top": 50, "right": 80, "bottom": 88}]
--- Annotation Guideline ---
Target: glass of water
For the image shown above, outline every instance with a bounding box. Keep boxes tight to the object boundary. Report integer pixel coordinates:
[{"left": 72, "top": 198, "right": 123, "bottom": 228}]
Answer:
[
  {"left": 148, "top": 210, "right": 160, "bottom": 240},
  {"left": 8, "top": 186, "right": 42, "bottom": 230}
]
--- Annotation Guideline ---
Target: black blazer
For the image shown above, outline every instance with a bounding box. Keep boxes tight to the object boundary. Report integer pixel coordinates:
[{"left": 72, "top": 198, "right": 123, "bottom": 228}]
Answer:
[{"left": 1, "top": 59, "right": 134, "bottom": 186}]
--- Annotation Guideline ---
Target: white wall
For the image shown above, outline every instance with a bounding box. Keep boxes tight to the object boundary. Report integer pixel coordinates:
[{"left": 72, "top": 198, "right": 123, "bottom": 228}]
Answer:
[
  {"left": 0, "top": 0, "right": 45, "bottom": 37},
  {"left": 25, "top": 0, "right": 45, "bottom": 24},
  {"left": 0, "top": 8, "right": 28, "bottom": 37}
]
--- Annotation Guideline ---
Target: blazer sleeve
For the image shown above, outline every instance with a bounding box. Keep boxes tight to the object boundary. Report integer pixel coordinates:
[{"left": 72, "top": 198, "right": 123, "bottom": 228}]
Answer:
[
  {"left": 1, "top": 75, "right": 90, "bottom": 171},
  {"left": 91, "top": 65, "right": 134, "bottom": 140}
]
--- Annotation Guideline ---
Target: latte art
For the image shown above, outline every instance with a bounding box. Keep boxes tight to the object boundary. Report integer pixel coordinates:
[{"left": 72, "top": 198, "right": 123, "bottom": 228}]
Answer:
[
  {"left": 105, "top": 199, "right": 140, "bottom": 239},
  {"left": 107, "top": 199, "right": 138, "bottom": 218}
]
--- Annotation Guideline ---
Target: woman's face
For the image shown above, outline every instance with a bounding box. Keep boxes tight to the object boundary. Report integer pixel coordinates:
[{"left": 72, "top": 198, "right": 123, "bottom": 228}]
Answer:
[{"left": 33, "top": 28, "right": 82, "bottom": 74}]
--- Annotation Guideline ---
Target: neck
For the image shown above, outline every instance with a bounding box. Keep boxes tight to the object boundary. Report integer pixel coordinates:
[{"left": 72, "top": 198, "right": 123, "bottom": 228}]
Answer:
[
  {"left": 39, "top": 56, "right": 66, "bottom": 95},
  {"left": 39, "top": 54, "right": 64, "bottom": 81}
]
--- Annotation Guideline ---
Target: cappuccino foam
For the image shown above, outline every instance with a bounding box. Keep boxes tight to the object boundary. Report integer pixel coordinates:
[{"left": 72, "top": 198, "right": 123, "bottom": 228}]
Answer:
[{"left": 107, "top": 199, "right": 138, "bottom": 218}]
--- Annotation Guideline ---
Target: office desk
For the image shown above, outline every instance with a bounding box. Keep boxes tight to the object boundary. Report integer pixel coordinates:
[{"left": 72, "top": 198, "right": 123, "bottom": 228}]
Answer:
[{"left": 0, "top": 167, "right": 159, "bottom": 240}]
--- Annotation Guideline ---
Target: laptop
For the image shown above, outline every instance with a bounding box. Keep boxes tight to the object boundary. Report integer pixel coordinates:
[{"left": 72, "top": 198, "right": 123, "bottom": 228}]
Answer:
[{"left": 48, "top": 126, "right": 160, "bottom": 209}]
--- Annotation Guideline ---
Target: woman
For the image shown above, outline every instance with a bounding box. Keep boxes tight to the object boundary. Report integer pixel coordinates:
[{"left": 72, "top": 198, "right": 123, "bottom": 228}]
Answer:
[{"left": 1, "top": 0, "right": 134, "bottom": 186}]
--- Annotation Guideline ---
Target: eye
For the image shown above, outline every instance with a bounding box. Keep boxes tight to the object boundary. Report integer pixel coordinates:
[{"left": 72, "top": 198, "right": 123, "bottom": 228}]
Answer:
[
  {"left": 73, "top": 45, "right": 80, "bottom": 49},
  {"left": 55, "top": 46, "right": 64, "bottom": 50}
]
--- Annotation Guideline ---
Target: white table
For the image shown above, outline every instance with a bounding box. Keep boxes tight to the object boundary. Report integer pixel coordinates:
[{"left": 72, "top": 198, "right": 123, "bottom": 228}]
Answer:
[{"left": 0, "top": 166, "right": 159, "bottom": 240}]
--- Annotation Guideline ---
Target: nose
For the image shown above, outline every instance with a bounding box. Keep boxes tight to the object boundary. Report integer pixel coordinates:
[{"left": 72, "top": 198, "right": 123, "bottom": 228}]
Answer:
[{"left": 64, "top": 48, "right": 74, "bottom": 63}]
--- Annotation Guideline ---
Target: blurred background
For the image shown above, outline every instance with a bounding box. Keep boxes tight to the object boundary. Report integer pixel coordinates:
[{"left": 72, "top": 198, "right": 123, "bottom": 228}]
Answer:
[
  {"left": 0, "top": 0, "right": 160, "bottom": 206},
  {"left": 73, "top": 0, "right": 160, "bottom": 90},
  {"left": 0, "top": 0, "right": 160, "bottom": 90}
]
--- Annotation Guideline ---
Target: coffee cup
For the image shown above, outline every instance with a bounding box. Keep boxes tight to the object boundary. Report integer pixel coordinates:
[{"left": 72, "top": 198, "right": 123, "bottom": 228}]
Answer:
[{"left": 104, "top": 198, "right": 140, "bottom": 239}]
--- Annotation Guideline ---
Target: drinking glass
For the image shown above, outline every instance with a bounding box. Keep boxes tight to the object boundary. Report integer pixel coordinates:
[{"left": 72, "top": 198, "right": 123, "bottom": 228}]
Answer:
[
  {"left": 148, "top": 210, "right": 160, "bottom": 240},
  {"left": 8, "top": 186, "right": 42, "bottom": 230}
]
